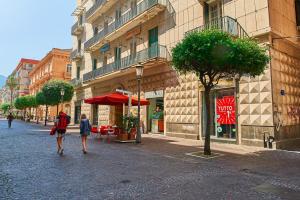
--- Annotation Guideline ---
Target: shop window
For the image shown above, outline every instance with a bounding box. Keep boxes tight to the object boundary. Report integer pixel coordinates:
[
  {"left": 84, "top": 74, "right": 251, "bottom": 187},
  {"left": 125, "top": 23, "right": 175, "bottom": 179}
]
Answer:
[{"left": 202, "top": 89, "right": 236, "bottom": 140}]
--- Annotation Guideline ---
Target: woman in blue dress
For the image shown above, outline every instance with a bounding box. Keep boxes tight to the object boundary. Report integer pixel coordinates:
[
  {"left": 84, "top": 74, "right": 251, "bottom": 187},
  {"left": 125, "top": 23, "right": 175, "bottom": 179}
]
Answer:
[{"left": 80, "top": 114, "right": 91, "bottom": 154}]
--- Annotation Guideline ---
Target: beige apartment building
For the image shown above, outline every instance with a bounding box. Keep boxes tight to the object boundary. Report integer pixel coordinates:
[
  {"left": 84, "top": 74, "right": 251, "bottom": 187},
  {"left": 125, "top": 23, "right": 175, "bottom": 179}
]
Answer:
[
  {"left": 11, "top": 58, "right": 40, "bottom": 98},
  {"left": 70, "top": 0, "right": 300, "bottom": 149}
]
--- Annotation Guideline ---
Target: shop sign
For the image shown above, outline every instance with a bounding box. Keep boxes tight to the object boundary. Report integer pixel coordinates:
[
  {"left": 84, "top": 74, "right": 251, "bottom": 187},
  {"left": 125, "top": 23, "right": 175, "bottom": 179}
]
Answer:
[
  {"left": 100, "top": 43, "right": 110, "bottom": 53},
  {"left": 145, "top": 90, "right": 164, "bottom": 99},
  {"left": 216, "top": 96, "right": 236, "bottom": 125}
]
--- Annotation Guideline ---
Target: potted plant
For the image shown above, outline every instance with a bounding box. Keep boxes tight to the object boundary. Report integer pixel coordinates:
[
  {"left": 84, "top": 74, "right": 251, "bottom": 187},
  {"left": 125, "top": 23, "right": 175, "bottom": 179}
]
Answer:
[{"left": 118, "top": 116, "right": 139, "bottom": 141}]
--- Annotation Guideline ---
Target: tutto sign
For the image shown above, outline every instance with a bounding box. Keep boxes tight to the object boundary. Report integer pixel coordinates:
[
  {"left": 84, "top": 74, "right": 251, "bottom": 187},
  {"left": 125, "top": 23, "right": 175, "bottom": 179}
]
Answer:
[
  {"left": 145, "top": 90, "right": 164, "bottom": 99},
  {"left": 216, "top": 96, "right": 236, "bottom": 125}
]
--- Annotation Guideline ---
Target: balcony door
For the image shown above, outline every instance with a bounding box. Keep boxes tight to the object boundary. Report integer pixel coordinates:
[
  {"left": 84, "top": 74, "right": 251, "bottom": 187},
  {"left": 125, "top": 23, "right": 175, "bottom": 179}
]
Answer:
[
  {"left": 78, "top": 39, "right": 81, "bottom": 52},
  {"left": 148, "top": 27, "right": 158, "bottom": 58},
  {"left": 130, "top": 39, "right": 137, "bottom": 64},
  {"left": 115, "top": 47, "right": 122, "bottom": 69},
  {"left": 115, "top": 8, "right": 122, "bottom": 28},
  {"left": 131, "top": 0, "right": 137, "bottom": 17}
]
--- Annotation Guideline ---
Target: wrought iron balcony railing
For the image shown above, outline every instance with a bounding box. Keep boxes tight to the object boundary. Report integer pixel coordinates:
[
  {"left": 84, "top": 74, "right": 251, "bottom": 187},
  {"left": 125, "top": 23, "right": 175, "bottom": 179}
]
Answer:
[
  {"left": 86, "top": 0, "right": 107, "bottom": 20},
  {"left": 84, "top": 0, "right": 173, "bottom": 51},
  {"left": 186, "top": 16, "right": 248, "bottom": 38},
  {"left": 71, "top": 22, "right": 84, "bottom": 36},
  {"left": 71, "top": 49, "right": 84, "bottom": 61},
  {"left": 70, "top": 78, "right": 83, "bottom": 87},
  {"left": 83, "top": 43, "right": 169, "bottom": 82}
]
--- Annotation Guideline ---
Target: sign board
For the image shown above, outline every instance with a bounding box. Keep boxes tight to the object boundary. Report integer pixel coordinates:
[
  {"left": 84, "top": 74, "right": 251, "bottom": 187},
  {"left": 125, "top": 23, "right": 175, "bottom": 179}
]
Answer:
[
  {"left": 216, "top": 96, "right": 236, "bottom": 125},
  {"left": 145, "top": 90, "right": 164, "bottom": 99},
  {"left": 100, "top": 43, "right": 110, "bottom": 53}
]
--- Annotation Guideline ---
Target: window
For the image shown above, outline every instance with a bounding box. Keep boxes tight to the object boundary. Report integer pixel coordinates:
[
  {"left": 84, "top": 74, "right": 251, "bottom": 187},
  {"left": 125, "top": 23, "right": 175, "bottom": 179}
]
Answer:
[
  {"left": 93, "top": 27, "right": 98, "bottom": 36},
  {"left": 115, "top": 47, "right": 121, "bottom": 68},
  {"left": 115, "top": 8, "right": 122, "bottom": 27},
  {"left": 93, "top": 59, "right": 97, "bottom": 70},
  {"left": 76, "top": 66, "right": 80, "bottom": 79},
  {"left": 131, "top": 0, "right": 137, "bottom": 16},
  {"left": 79, "top": 15, "right": 83, "bottom": 25},
  {"left": 130, "top": 39, "right": 137, "bottom": 60},
  {"left": 78, "top": 39, "right": 82, "bottom": 51},
  {"left": 103, "top": 56, "right": 107, "bottom": 66},
  {"left": 67, "top": 64, "right": 72, "bottom": 73},
  {"left": 296, "top": 0, "right": 300, "bottom": 27}
]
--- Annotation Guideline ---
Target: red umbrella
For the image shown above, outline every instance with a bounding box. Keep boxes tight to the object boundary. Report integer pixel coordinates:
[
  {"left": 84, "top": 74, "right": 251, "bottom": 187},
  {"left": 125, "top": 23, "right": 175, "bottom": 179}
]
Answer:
[{"left": 84, "top": 92, "right": 149, "bottom": 106}]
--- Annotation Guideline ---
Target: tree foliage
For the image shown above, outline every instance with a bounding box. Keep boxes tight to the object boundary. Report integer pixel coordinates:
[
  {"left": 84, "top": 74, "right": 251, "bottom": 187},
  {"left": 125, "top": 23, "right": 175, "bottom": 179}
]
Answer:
[
  {"left": 36, "top": 92, "right": 47, "bottom": 106},
  {"left": 14, "top": 95, "right": 37, "bottom": 110},
  {"left": 172, "top": 30, "right": 269, "bottom": 155},
  {"left": 41, "top": 80, "right": 74, "bottom": 106},
  {"left": 0, "top": 103, "right": 11, "bottom": 114},
  {"left": 172, "top": 30, "right": 269, "bottom": 89},
  {"left": 6, "top": 75, "right": 18, "bottom": 106}
]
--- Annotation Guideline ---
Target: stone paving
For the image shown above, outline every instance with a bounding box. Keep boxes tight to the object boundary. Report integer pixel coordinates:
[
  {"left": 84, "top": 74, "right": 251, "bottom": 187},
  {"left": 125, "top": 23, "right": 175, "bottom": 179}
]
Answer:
[{"left": 0, "top": 119, "right": 300, "bottom": 200}]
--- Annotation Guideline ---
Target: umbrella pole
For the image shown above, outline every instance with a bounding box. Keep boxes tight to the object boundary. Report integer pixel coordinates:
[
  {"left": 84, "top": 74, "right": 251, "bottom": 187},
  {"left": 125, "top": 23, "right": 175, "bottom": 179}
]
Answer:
[{"left": 128, "top": 95, "right": 132, "bottom": 117}]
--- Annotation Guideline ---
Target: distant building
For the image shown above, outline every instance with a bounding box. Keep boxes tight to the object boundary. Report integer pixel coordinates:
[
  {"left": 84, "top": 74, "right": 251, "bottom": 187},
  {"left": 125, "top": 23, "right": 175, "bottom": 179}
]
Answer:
[
  {"left": 10, "top": 58, "right": 40, "bottom": 98},
  {"left": 29, "top": 48, "right": 72, "bottom": 121}
]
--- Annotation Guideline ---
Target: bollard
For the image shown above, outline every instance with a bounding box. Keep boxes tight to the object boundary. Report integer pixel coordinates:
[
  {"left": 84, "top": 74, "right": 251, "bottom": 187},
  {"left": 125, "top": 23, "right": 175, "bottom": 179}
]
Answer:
[
  {"left": 263, "top": 132, "right": 268, "bottom": 148},
  {"left": 267, "top": 136, "right": 275, "bottom": 149}
]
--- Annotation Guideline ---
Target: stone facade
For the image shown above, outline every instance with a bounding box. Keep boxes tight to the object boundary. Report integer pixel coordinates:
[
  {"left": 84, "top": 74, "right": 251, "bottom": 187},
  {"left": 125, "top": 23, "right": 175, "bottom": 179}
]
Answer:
[{"left": 70, "top": 0, "right": 300, "bottom": 149}]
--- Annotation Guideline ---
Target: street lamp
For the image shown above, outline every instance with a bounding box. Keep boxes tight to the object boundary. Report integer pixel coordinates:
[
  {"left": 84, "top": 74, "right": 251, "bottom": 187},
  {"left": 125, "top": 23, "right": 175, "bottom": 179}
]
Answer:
[
  {"left": 60, "top": 88, "right": 65, "bottom": 113},
  {"left": 135, "top": 63, "right": 144, "bottom": 144}
]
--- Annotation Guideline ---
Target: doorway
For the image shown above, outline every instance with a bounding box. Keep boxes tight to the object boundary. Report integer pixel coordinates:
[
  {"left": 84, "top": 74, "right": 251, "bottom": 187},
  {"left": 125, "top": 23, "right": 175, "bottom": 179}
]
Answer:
[
  {"left": 74, "top": 102, "right": 82, "bottom": 124},
  {"left": 147, "top": 97, "right": 164, "bottom": 134}
]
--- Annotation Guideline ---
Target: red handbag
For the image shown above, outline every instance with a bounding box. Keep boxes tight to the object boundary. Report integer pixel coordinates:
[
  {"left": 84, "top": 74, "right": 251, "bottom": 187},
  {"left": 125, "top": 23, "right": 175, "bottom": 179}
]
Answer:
[{"left": 50, "top": 126, "right": 57, "bottom": 136}]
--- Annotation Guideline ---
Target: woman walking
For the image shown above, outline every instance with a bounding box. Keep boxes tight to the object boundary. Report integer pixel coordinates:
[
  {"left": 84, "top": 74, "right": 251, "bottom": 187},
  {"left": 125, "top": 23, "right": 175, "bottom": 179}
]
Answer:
[{"left": 80, "top": 114, "right": 91, "bottom": 154}]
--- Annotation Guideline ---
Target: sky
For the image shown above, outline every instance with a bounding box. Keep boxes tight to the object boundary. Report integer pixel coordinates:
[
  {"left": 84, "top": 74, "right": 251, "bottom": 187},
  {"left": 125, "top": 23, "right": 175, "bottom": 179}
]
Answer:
[{"left": 0, "top": 0, "right": 76, "bottom": 77}]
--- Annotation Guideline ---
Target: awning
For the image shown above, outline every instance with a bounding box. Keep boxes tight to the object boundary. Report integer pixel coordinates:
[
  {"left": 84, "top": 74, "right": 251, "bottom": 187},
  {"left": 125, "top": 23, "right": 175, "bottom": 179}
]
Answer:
[{"left": 84, "top": 92, "right": 149, "bottom": 106}]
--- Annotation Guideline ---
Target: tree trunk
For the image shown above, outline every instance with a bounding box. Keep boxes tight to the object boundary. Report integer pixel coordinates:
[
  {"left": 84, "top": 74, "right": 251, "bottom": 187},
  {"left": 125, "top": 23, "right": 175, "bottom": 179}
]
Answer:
[
  {"left": 10, "top": 89, "right": 13, "bottom": 110},
  {"left": 36, "top": 108, "right": 39, "bottom": 124},
  {"left": 204, "top": 89, "right": 212, "bottom": 155},
  {"left": 44, "top": 105, "right": 48, "bottom": 126},
  {"left": 56, "top": 104, "right": 59, "bottom": 116}
]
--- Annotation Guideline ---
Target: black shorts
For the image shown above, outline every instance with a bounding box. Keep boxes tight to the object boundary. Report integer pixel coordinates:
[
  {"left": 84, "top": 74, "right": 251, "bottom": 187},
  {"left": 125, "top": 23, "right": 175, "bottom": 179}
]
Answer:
[{"left": 57, "top": 129, "right": 66, "bottom": 134}]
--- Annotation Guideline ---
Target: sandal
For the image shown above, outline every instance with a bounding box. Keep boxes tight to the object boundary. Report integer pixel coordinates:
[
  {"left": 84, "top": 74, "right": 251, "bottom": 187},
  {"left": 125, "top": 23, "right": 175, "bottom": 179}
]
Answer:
[{"left": 60, "top": 148, "right": 64, "bottom": 155}]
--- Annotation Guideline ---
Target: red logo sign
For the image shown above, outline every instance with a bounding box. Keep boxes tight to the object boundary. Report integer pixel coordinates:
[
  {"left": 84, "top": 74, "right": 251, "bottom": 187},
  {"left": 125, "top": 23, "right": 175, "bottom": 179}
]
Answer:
[{"left": 216, "top": 96, "right": 236, "bottom": 125}]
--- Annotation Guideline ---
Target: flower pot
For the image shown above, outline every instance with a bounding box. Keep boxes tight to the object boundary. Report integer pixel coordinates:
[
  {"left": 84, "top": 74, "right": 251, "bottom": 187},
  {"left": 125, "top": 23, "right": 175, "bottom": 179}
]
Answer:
[
  {"left": 129, "top": 128, "right": 137, "bottom": 140},
  {"left": 119, "top": 133, "right": 128, "bottom": 141}
]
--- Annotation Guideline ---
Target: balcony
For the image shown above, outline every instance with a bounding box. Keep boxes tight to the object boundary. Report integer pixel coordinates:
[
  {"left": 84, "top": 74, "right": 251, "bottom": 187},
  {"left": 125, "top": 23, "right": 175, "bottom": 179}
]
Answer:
[
  {"left": 70, "top": 78, "right": 83, "bottom": 87},
  {"left": 83, "top": 43, "right": 170, "bottom": 82},
  {"left": 86, "top": 0, "right": 118, "bottom": 23},
  {"left": 71, "top": 22, "right": 84, "bottom": 36},
  {"left": 84, "top": 0, "right": 173, "bottom": 52},
  {"left": 186, "top": 16, "right": 248, "bottom": 38},
  {"left": 71, "top": 49, "right": 84, "bottom": 61}
]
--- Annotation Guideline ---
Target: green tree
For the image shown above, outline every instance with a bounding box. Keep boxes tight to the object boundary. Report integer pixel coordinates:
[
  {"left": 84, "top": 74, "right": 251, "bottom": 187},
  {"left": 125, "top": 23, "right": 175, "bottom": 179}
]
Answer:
[
  {"left": 6, "top": 75, "right": 18, "bottom": 109},
  {"left": 172, "top": 30, "right": 269, "bottom": 155},
  {"left": 0, "top": 103, "right": 11, "bottom": 114},
  {"left": 41, "top": 80, "right": 74, "bottom": 115}
]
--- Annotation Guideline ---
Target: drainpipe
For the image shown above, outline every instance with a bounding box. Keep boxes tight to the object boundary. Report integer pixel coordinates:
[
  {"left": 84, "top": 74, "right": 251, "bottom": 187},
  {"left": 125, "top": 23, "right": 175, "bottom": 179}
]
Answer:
[{"left": 234, "top": 74, "right": 241, "bottom": 145}]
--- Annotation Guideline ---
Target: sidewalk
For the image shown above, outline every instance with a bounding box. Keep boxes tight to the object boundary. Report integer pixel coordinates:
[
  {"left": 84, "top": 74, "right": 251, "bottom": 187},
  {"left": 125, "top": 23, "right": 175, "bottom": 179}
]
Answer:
[
  {"left": 13, "top": 119, "right": 266, "bottom": 155},
  {"left": 142, "top": 133, "right": 266, "bottom": 155}
]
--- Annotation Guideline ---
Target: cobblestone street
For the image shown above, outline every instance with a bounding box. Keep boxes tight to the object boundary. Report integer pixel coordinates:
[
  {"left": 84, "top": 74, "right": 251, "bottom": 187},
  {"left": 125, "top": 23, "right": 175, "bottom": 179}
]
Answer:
[{"left": 0, "top": 119, "right": 300, "bottom": 200}]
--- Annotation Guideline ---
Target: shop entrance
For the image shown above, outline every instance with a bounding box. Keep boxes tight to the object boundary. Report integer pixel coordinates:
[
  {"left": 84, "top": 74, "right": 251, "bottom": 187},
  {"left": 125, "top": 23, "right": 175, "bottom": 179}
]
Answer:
[
  {"left": 92, "top": 104, "right": 99, "bottom": 125},
  {"left": 145, "top": 90, "right": 164, "bottom": 134},
  {"left": 74, "top": 102, "right": 81, "bottom": 124},
  {"left": 202, "top": 88, "right": 236, "bottom": 140}
]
